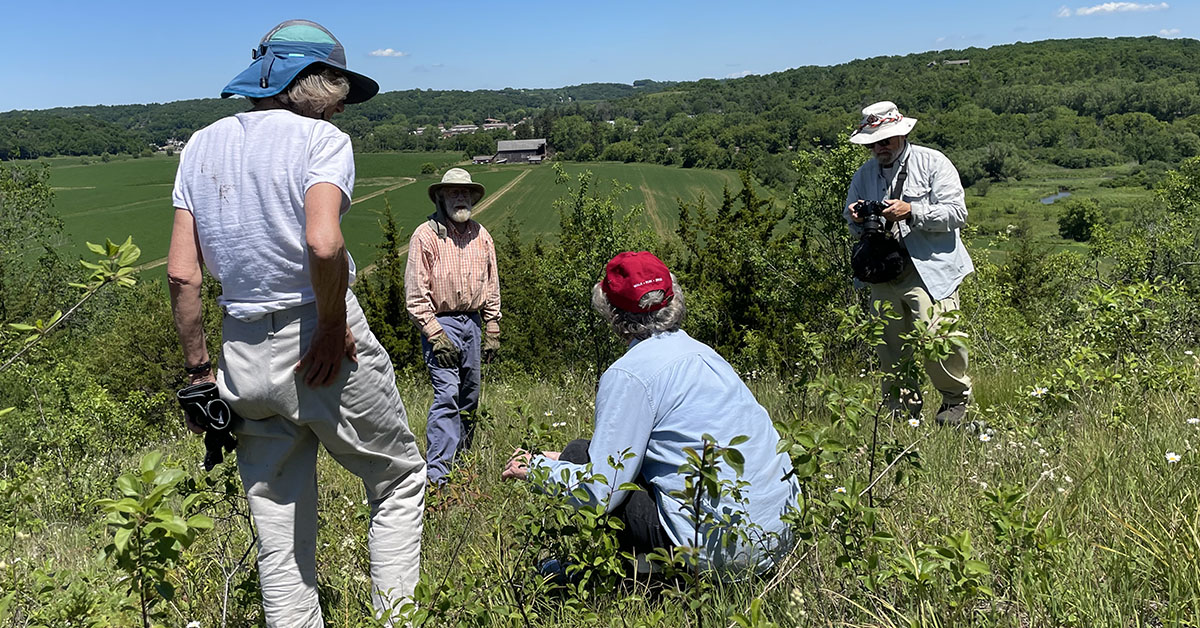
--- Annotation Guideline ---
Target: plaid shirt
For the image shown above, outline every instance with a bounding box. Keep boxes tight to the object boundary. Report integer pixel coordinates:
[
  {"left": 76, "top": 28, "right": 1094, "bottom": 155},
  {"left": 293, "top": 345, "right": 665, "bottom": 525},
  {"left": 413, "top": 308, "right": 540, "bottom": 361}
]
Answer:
[{"left": 404, "top": 217, "right": 501, "bottom": 339}]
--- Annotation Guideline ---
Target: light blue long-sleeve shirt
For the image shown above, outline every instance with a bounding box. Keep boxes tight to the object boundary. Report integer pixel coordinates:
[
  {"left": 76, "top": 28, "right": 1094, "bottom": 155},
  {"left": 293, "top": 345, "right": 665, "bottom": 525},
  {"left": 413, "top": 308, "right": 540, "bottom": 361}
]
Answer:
[
  {"left": 532, "top": 330, "right": 799, "bottom": 572},
  {"left": 843, "top": 143, "right": 975, "bottom": 300}
]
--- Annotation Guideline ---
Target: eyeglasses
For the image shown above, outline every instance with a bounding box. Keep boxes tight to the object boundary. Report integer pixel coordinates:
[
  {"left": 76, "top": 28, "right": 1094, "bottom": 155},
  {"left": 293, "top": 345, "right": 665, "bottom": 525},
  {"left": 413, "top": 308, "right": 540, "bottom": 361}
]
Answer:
[{"left": 866, "top": 137, "right": 896, "bottom": 148}]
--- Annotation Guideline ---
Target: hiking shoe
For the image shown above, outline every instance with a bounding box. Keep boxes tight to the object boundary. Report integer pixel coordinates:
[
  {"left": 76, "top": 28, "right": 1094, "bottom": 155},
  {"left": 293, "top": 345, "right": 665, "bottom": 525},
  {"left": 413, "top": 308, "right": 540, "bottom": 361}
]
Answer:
[
  {"left": 935, "top": 403, "right": 985, "bottom": 432},
  {"left": 538, "top": 558, "right": 579, "bottom": 587}
]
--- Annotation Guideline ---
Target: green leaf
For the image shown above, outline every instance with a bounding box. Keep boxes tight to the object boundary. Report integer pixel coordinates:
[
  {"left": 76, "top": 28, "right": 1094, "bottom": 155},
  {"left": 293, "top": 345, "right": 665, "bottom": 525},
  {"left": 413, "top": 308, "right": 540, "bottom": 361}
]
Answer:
[
  {"left": 0, "top": 407, "right": 14, "bottom": 417},
  {"left": 186, "top": 514, "right": 214, "bottom": 530},
  {"left": 86, "top": 242, "right": 106, "bottom": 256},
  {"left": 965, "top": 559, "right": 990, "bottom": 575},
  {"left": 728, "top": 435, "right": 750, "bottom": 447},
  {"left": 140, "top": 451, "right": 163, "bottom": 474},
  {"left": 113, "top": 527, "right": 133, "bottom": 552},
  {"left": 722, "top": 449, "right": 745, "bottom": 476},
  {"left": 617, "top": 482, "right": 643, "bottom": 492},
  {"left": 116, "top": 475, "right": 139, "bottom": 498},
  {"left": 155, "top": 581, "right": 175, "bottom": 602},
  {"left": 7, "top": 323, "right": 35, "bottom": 331}
]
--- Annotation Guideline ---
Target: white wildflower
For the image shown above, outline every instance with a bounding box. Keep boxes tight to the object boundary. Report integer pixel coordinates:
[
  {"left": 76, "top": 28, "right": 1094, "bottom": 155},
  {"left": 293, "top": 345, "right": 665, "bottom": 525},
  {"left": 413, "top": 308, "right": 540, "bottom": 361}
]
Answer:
[
  {"left": 1064, "top": 475, "right": 1073, "bottom": 483},
  {"left": 552, "top": 421, "right": 567, "bottom": 428},
  {"left": 187, "top": 622, "right": 202, "bottom": 628},
  {"left": 1188, "top": 418, "right": 1200, "bottom": 426},
  {"left": 908, "top": 418, "right": 921, "bottom": 428},
  {"left": 1186, "top": 350, "right": 1195, "bottom": 356},
  {"left": 823, "top": 473, "right": 833, "bottom": 480},
  {"left": 543, "top": 410, "right": 554, "bottom": 417},
  {"left": 1166, "top": 451, "right": 1182, "bottom": 463},
  {"left": 979, "top": 433, "right": 992, "bottom": 442},
  {"left": 833, "top": 486, "right": 847, "bottom": 494},
  {"left": 1029, "top": 386, "right": 1049, "bottom": 399}
]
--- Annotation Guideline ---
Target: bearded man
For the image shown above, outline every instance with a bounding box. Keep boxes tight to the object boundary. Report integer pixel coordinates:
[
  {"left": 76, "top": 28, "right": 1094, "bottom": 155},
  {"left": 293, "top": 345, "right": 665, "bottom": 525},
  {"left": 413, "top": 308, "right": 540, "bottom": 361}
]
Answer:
[
  {"left": 404, "top": 168, "right": 501, "bottom": 486},
  {"left": 844, "top": 101, "right": 975, "bottom": 427}
]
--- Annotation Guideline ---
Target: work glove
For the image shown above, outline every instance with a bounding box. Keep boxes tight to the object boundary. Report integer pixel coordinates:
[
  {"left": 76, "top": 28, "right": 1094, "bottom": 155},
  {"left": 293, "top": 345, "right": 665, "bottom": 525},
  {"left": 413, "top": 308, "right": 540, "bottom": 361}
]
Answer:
[
  {"left": 482, "top": 332, "right": 500, "bottom": 363},
  {"left": 431, "top": 333, "right": 461, "bottom": 368}
]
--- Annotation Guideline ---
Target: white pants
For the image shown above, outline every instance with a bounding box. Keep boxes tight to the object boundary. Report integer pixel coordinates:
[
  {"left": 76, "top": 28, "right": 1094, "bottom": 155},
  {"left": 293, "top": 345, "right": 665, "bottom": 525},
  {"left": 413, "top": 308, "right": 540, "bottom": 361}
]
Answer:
[{"left": 218, "top": 293, "right": 426, "bottom": 627}]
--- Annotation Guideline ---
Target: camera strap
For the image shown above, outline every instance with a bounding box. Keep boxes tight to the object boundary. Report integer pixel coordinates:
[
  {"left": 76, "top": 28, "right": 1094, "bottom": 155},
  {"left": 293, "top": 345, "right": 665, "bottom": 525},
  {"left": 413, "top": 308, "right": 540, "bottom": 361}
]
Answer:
[{"left": 889, "top": 156, "right": 910, "bottom": 200}]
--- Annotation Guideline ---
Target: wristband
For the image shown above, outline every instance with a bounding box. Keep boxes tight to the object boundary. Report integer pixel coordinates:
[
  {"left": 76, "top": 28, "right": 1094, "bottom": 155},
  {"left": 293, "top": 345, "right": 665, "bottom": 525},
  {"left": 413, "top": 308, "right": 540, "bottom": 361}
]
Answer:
[{"left": 185, "top": 360, "right": 212, "bottom": 375}]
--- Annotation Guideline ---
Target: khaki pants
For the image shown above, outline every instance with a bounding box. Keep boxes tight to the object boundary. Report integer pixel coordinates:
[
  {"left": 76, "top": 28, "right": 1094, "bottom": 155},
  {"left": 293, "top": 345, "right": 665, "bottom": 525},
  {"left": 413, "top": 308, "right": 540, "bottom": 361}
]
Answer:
[
  {"left": 869, "top": 266, "right": 972, "bottom": 415},
  {"left": 218, "top": 294, "right": 426, "bottom": 627}
]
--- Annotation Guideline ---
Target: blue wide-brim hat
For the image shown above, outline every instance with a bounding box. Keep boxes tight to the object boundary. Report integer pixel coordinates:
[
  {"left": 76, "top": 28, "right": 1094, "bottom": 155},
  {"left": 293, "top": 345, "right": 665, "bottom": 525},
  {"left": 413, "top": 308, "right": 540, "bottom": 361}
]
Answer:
[{"left": 221, "top": 19, "right": 379, "bottom": 105}]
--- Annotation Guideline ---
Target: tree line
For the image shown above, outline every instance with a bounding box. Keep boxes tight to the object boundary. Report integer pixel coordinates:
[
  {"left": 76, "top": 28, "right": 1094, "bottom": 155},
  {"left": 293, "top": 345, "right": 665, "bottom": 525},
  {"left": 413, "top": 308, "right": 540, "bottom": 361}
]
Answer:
[{"left": 4, "top": 37, "right": 1200, "bottom": 180}]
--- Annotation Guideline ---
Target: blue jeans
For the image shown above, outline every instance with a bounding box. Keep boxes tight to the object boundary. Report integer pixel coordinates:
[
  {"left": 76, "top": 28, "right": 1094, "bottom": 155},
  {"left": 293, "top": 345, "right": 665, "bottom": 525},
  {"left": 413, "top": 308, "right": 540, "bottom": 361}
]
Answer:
[{"left": 421, "top": 313, "right": 481, "bottom": 485}]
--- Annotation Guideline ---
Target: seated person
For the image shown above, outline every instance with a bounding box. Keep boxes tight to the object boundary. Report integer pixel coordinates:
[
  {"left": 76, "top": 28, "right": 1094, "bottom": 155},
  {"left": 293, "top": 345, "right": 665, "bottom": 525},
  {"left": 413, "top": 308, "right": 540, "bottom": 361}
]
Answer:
[{"left": 501, "top": 251, "right": 799, "bottom": 573}]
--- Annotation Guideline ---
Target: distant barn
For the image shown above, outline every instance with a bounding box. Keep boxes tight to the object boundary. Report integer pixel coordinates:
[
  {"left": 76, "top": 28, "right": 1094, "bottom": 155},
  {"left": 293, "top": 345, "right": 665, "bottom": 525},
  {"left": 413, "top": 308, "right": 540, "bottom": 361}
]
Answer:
[
  {"left": 472, "top": 155, "right": 492, "bottom": 164},
  {"left": 495, "top": 139, "right": 548, "bottom": 164}
]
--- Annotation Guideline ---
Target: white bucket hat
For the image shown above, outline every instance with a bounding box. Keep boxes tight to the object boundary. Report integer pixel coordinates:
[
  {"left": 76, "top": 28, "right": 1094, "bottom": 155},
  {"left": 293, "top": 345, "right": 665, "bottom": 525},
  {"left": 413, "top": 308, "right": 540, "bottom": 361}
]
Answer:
[
  {"left": 428, "top": 168, "right": 486, "bottom": 204},
  {"left": 849, "top": 101, "right": 918, "bottom": 145}
]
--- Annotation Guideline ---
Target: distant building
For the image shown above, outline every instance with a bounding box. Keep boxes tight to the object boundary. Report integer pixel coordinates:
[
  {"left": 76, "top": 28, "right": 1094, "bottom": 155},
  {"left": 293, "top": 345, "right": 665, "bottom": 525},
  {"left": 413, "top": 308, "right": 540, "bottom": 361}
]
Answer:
[
  {"left": 444, "top": 124, "right": 480, "bottom": 137},
  {"left": 472, "top": 155, "right": 493, "bottom": 164},
  {"left": 495, "top": 138, "right": 549, "bottom": 164},
  {"left": 928, "top": 59, "right": 970, "bottom": 67}
]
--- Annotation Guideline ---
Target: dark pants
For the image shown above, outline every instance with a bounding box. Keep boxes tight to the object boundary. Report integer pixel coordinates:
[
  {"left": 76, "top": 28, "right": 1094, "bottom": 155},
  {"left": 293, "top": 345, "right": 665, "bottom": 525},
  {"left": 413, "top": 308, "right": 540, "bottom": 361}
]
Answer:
[{"left": 559, "top": 439, "right": 674, "bottom": 556}]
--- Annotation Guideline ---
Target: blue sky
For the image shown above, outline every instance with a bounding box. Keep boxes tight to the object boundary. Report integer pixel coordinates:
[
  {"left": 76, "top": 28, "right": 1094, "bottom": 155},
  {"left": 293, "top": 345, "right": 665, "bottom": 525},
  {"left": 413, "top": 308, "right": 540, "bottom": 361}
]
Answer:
[{"left": 2, "top": 0, "right": 1194, "bottom": 112}]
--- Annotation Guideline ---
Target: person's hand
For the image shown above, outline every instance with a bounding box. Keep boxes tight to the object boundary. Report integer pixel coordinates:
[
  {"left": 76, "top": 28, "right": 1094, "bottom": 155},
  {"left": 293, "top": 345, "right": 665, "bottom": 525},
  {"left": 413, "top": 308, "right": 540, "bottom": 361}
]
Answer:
[
  {"left": 847, "top": 201, "right": 865, "bottom": 224},
  {"left": 296, "top": 322, "right": 357, "bottom": 387},
  {"left": 482, "top": 332, "right": 500, "bottom": 363},
  {"left": 883, "top": 199, "right": 912, "bottom": 221},
  {"left": 540, "top": 451, "right": 561, "bottom": 461},
  {"left": 431, "top": 333, "right": 460, "bottom": 368},
  {"left": 501, "top": 449, "right": 532, "bottom": 481}
]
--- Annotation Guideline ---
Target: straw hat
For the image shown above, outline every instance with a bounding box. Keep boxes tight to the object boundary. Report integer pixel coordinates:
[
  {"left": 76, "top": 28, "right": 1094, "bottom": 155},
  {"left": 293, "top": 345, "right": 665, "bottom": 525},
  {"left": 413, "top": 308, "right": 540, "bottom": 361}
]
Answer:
[
  {"left": 428, "top": 168, "right": 486, "bottom": 204},
  {"left": 849, "top": 101, "right": 918, "bottom": 145}
]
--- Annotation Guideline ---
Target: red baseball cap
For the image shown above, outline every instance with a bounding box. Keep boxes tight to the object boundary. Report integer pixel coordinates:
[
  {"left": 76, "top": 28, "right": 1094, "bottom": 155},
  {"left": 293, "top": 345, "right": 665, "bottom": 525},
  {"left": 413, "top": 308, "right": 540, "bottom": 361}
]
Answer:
[{"left": 602, "top": 251, "right": 674, "bottom": 313}]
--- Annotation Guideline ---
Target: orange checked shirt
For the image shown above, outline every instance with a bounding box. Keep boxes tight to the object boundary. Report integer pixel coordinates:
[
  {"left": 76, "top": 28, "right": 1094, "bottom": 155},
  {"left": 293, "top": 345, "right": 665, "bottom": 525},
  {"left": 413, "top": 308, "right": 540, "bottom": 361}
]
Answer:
[{"left": 404, "top": 217, "right": 501, "bottom": 339}]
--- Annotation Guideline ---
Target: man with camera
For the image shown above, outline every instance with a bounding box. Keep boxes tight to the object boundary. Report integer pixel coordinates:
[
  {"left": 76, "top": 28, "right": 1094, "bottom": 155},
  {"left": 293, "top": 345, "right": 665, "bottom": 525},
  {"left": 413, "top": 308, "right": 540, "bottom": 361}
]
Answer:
[{"left": 843, "top": 101, "right": 975, "bottom": 427}]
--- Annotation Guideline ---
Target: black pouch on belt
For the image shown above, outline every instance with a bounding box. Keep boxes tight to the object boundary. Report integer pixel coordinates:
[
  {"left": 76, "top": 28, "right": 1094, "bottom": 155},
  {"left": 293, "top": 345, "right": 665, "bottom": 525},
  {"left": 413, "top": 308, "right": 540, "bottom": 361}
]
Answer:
[{"left": 176, "top": 382, "right": 239, "bottom": 471}]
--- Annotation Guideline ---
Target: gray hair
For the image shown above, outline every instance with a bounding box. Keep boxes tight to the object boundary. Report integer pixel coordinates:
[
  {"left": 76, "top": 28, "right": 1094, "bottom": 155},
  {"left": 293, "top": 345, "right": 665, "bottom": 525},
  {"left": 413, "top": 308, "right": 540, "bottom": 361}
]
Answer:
[
  {"left": 591, "top": 273, "right": 686, "bottom": 342},
  {"left": 251, "top": 67, "right": 349, "bottom": 118}
]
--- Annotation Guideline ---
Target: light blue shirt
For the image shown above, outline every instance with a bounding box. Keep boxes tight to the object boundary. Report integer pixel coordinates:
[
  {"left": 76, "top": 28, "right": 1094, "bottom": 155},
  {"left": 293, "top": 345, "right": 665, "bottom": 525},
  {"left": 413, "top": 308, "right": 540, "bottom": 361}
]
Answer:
[
  {"left": 844, "top": 143, "right": 975, "bottom": 300},
  {"left": 533, "top": 330, "right": 799, "bottom": 572}
]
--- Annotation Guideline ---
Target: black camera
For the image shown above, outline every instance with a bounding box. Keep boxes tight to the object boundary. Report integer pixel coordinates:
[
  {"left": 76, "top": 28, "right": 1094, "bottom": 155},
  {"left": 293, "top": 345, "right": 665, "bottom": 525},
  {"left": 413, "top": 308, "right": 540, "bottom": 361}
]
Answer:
[
  {"left": 855, "top": 200, "right": 890, "bottom": 235},
  {"left": 177, "top": 382, "right": 238, "bottom": 471}
]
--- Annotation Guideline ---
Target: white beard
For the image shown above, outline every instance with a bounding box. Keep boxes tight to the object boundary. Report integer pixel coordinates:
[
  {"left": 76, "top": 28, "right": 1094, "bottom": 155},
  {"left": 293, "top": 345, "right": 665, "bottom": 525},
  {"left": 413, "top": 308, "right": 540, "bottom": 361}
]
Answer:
[{"left": 448, "top": 208, "right": 472, "bottom": 223}]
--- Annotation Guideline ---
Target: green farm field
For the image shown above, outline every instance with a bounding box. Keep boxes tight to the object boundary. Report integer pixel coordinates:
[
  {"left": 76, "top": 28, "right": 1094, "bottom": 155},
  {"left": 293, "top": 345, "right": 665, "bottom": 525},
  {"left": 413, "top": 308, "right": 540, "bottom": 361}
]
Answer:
[{"left": 41, "top": 155, "right": 756, "bottom": 274}]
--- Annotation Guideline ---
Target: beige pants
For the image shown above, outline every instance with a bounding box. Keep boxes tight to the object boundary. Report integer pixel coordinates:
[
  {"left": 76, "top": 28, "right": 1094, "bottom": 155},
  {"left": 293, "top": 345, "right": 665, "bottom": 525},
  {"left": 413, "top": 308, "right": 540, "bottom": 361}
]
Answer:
[
  {"left": 218, "top": 293, "right": 426, "bottom": 627},
  {"left": 869, "top": 266, "right": 972, "bottom": 414}
]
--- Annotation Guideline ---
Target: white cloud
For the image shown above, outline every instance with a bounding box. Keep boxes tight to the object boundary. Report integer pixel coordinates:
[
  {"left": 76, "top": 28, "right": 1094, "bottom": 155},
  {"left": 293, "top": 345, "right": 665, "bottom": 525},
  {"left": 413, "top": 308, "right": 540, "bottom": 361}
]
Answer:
[
  {"left": 1060, "top": 2, "right": 1168, "bottom": 17},
  {"left": 724, "top": 70, "right": 754, "bottom": 79},
  {"left": 369, "top": 48, "right": 409, "bottom": 58},
  {"left": 1160, "top": 27, "right": 1181, "bottom": 35},
  {"left": 935, "top": 36, "right": 947, "bottom": 43}
]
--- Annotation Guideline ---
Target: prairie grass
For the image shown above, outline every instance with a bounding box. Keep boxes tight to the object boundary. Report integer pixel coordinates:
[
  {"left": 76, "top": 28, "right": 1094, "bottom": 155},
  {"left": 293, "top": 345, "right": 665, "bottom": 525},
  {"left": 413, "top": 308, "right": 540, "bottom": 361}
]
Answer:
[{"left": 6, "top": 355, "right": 1198, "bottom": 627}]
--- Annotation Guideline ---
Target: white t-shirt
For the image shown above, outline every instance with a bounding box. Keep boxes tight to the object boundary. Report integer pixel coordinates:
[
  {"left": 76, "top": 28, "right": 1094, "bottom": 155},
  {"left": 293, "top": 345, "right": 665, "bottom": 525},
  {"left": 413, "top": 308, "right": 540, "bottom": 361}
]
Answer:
[{"left": 172, "top": 109, "right": 357, "bottom": 321}]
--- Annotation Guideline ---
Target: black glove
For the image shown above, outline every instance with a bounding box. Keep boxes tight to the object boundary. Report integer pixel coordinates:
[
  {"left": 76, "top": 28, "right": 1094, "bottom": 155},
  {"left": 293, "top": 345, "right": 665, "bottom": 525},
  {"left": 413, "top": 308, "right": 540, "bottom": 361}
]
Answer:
[{"left": 177, "top": 382, "right": 238, "bottom": 471}]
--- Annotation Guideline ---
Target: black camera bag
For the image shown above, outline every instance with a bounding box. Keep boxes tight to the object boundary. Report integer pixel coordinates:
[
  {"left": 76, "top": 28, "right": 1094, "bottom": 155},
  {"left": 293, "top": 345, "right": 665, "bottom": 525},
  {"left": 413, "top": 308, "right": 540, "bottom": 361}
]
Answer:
[
  {"left": 851, "top": 159, "right": 911, "bottom": 284},
  {"left": 177, "top": 381, "right": 238, "bottom": 471}
]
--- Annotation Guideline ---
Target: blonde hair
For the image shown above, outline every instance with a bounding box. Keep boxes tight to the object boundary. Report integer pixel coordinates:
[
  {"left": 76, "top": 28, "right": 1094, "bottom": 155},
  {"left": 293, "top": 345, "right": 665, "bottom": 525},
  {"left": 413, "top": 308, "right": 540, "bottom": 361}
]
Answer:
[{"left": 251, "top": 67, "right": 350, "bottom": 118}]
